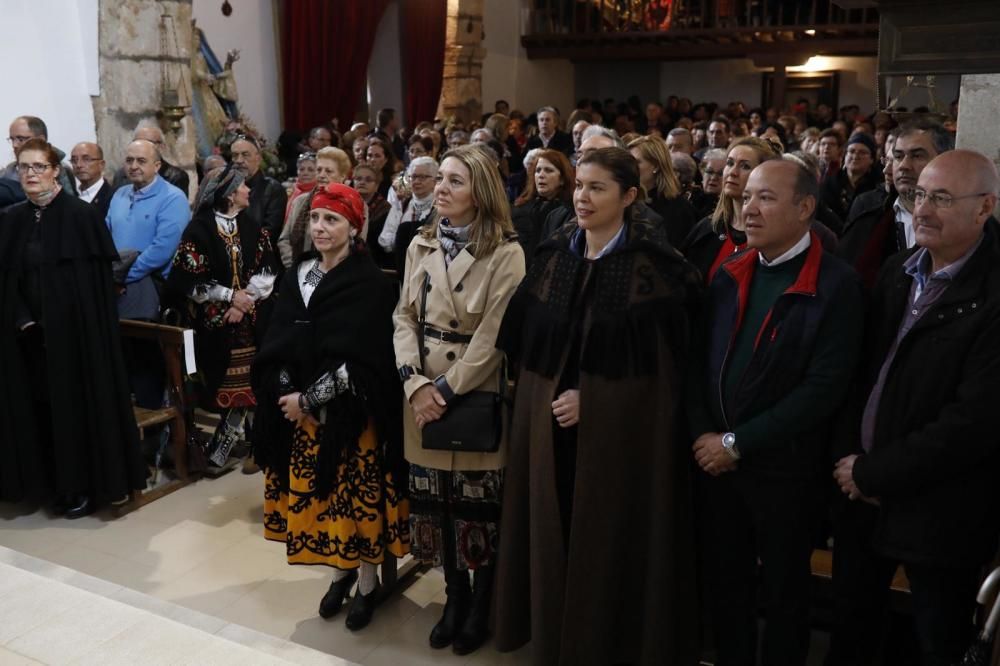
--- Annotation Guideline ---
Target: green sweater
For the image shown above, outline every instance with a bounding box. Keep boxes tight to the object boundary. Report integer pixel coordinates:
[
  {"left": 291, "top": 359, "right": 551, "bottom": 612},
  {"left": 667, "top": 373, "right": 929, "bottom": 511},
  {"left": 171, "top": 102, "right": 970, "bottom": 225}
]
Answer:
[{"left": 723, "top": 252, "right": 806, "bottom": 413}]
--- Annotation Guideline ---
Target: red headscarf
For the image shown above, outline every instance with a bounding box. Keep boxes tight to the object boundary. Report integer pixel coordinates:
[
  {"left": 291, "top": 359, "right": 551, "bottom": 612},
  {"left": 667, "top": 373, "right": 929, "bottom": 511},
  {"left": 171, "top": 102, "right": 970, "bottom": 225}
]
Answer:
[{"left": 310, "top": 182, "right": 365, "bottom": 233}]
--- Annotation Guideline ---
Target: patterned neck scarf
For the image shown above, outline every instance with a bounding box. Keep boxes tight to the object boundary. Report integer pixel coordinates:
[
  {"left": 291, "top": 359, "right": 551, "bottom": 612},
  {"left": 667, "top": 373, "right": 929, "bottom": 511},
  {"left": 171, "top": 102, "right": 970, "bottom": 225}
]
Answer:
[
  {"left": 437, "top": 218, "right": 471, "bottom": 265},
  {"left": 28, "top": 182, "right": 62, "bottom": 209}
]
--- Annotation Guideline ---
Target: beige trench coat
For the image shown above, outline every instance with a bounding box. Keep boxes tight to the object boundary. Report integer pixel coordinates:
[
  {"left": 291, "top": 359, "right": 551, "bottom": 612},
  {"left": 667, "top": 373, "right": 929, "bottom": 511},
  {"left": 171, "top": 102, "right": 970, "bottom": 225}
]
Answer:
[{"left": 392, "top": 232, "right": 525, "bottom": 471}]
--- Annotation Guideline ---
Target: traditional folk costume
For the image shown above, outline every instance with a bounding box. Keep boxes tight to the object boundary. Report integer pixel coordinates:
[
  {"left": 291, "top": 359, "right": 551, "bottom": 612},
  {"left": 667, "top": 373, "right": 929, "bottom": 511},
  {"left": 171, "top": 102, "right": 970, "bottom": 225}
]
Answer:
[
  {"left": 493, "top": 217, "right": 703, "bottom": 665},
  {"left": 167, "top": 166, "right": 278, "bottom": 466},
  {"left": 252, "top": 183, "right": 408, "bottom": 628},
  {"left": 0, "top": 189, "right": 146, "bottom": 506}
]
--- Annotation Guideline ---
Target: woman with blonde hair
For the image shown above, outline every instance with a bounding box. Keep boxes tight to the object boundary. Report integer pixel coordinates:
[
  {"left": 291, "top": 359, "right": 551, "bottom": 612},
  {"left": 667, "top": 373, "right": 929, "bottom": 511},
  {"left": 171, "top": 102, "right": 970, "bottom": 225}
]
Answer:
[
  {"left": 681, "top": 136, "right": 781, "bottom": 282},
  {"left": 393, "top": 144, "right": 525, "bottom": 655},
  {"left": 628, "top": 135, "right": 698, "bottom": 248}
]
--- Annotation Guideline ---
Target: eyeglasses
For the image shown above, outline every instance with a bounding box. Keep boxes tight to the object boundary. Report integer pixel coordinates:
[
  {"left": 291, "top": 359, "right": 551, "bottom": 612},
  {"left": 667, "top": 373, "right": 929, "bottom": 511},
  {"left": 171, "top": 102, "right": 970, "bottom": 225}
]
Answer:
[
  {"left": 409, "top": 174, "right": 434, "bottom": 181},
  {"left": 8, "top": 135, "right": 33, "bottom": 145},
  {"left": 913, "top": 189, "right": 990, "bottom": 209},
  {"left": 16, "top": 163, "right": 53, "bottom": 175},
  {"left": 702, "top": 168, "right": 723, "bottom": 178}
]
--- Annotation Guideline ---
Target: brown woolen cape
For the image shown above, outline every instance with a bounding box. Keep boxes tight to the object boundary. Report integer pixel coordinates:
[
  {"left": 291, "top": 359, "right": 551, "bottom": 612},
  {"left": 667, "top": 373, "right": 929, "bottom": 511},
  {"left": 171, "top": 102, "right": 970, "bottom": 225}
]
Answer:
[{"left": 493, "top": 218, "right": 703, "bottom": 665}]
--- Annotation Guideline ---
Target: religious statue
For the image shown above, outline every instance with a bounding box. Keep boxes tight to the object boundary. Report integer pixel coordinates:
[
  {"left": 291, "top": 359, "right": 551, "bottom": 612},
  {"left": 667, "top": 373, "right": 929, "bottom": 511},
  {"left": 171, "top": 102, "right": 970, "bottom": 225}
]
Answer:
[{"left": 191, "top": 23, "right": 241, "bottom": 159}]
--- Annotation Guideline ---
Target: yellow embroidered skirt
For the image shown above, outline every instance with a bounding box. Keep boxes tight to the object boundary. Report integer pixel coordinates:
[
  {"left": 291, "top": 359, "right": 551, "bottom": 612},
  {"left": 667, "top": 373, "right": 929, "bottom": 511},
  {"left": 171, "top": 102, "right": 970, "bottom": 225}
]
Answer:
[{"left": 264, "top": 418, "right": 409, "bottom": 568}]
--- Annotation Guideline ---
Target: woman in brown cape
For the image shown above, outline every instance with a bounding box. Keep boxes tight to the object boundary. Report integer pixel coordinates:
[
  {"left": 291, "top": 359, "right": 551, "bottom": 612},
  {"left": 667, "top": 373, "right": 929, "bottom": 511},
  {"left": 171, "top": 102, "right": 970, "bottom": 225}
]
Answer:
[{"left": 493, "top": 147, "right": 702, "bottom": 665}]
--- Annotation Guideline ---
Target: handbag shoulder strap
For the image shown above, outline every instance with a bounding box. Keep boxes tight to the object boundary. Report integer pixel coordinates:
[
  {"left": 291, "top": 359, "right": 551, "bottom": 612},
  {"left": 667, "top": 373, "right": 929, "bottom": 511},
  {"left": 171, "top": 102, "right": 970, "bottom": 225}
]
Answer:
[{"left": 417, "top": 272, "right": 429, "bottom": 375}]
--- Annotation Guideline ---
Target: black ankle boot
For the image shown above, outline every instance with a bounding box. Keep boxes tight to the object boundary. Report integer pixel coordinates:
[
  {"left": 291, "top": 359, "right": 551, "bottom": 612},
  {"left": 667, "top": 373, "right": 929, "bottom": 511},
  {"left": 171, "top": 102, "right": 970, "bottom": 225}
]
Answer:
[
  {"left": 65, "top": 495, "right": 95, "bottom": 519},
  {"left": 318, "top": 569, "right": 358, "bottom": 619},
  {"left": 345, "top": 580, "right": 380, "bottom": 631},
  {"left": 429, "top": 567, "right": 471, "bottom": 649},
  {"left": 452, "top": 565, "right": 494, "bottom": 655}
]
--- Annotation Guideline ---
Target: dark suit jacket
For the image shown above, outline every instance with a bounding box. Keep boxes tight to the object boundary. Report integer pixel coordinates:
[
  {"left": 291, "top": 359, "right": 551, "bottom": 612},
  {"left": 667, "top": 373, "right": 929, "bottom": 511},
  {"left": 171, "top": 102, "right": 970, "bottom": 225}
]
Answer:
[
  {"left": 246, "top": 170, "right": 288, "bottom": 245},
  {"left": 849, "top": 219, "right": 1000, "bottom": 567},
  {"left": 87, "top": 180, "right": 115, "bottom": 220},
  {"left": 525, "top": 130, "right": 575, "bottom": 157}
]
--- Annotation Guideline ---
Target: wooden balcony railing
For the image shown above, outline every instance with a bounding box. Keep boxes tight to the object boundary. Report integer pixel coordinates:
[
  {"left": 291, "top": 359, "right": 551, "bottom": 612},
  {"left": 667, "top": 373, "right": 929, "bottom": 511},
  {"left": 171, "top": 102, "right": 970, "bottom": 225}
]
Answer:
[{"left": 522, "top": 0, "right": 879, "bottom": 60}]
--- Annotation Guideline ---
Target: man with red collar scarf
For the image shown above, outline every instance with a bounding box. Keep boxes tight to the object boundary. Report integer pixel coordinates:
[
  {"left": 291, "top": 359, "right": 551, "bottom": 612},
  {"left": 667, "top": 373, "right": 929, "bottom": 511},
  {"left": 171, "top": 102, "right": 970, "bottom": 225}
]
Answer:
[{"left": 688, "top": 159, "right": 865, "bottom": 666}]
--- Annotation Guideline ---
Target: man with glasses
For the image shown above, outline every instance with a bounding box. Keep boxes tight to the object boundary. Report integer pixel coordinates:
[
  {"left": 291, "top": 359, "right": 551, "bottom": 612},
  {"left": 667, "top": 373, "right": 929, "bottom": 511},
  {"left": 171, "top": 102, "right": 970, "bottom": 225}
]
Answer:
[
  {"left": 4, "top": 115, "right": 76, "bottom": 196},
  {"left": 828, "top": 149, "right": 1000, "bottom": 666},
  {"left": 70, "top": 142, "right": 113, "bottom": 218},
  {"left": 111, "top": 125, "right": 190, "bottom": 197},
  {"left": 838, "top": 120, "right": 953, "bottom": 289}
]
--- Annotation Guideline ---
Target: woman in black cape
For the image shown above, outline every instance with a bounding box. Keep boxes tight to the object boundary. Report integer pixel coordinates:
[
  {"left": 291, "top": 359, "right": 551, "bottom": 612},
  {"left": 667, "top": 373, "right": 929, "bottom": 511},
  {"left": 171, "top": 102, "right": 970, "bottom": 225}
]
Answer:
[{"left": 0, "top": 138, "right": 145, "bottom": 516}]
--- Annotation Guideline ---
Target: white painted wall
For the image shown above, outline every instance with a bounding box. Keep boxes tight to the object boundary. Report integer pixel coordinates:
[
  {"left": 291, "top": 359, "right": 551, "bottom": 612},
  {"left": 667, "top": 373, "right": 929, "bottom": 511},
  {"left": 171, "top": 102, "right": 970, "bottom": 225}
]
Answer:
[
  {"left": 192, "top": 0, "right": 281, "bottom": 142},
  {"left": 482, "top": 1, "right": 574, "bottom": 119},
  {"left": 0, "top": 1, "right": 97, "bottom": 164}
]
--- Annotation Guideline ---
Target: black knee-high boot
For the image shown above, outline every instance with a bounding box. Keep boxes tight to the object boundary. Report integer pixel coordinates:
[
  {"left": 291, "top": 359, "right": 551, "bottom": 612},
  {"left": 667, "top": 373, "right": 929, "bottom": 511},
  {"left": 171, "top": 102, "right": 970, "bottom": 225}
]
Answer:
[
  {"left": 429, "top": 566, "right": 471, "bottom": 649},
  {"left": 452, "top": 565, "right": 493, "bottom": 655}
]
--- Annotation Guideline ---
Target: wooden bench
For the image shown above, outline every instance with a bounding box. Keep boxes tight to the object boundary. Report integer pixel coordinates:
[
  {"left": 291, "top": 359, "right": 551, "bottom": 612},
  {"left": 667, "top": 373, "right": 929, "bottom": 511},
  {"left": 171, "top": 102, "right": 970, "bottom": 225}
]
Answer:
[
  {"left": 115, "top": 319, "right": 196, "bottom": 515},
  {"left": 811, "top": 548, "right": 911, "bottom": 594}
]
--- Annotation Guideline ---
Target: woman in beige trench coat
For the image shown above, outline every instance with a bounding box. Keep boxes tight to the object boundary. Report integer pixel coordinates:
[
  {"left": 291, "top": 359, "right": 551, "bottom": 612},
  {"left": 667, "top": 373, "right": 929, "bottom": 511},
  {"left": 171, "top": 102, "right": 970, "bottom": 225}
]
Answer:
[{"left": 393, "top": 144, "right": 525, "bottom": 656}]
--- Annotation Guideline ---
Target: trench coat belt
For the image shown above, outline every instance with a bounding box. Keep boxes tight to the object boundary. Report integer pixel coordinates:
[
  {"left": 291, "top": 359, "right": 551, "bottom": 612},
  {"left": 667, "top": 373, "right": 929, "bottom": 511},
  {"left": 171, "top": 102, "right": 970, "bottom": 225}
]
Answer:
[{"left": 423, "top": 326, "right": 473, "bottom": 344}]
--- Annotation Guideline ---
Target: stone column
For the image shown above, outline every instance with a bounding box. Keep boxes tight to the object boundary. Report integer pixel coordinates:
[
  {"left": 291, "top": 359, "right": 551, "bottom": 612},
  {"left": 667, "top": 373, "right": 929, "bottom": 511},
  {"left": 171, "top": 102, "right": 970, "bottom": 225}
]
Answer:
[
  {"left": 437, "top": 0, "right": 486, "bottom": 126},
  {"left": 956, "top": 73, "right": 1000, "bottom": 168},
  {"left": 93, "top": 0, "right": 197, "bottom": 198}
]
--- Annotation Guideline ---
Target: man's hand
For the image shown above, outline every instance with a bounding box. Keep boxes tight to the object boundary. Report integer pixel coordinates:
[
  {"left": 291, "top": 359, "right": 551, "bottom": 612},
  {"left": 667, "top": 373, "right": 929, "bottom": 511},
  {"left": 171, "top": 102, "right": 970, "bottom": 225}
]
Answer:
[
  {"left": 552, "top": 389, "right": 580, "bottom": 428},
  {"left": 231, "top": 290, "right": 254, "bottom": 313},
  {"left": 411, "top": 384, "right": 447, "bottom": 429},
  {"left": 693, "top": 433, "right": 738, "bottom": 476},
  {"left": 833, "top": 454, "right": 878, "bottom": 503}
]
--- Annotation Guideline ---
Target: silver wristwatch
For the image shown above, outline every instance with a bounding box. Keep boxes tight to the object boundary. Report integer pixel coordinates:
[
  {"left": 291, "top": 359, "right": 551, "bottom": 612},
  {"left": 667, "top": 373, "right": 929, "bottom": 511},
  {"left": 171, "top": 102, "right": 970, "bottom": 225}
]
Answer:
[{"left": 722, "top": 432, "right": 741, "bottom": 460}]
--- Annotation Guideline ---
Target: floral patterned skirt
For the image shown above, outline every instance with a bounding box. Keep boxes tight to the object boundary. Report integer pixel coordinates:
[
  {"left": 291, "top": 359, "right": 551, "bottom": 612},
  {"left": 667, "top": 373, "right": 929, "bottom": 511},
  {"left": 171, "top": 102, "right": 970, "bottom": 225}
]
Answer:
[
  {"left": 408, "top": 464, "right": 503, "bottom": 570},
  {"left": 264, "top": 418, "right": 409, "bottom": 568}
]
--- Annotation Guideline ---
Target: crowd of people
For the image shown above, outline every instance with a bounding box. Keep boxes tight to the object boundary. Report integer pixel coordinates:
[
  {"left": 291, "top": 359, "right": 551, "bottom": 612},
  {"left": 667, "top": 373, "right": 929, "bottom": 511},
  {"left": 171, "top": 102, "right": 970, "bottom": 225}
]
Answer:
[{"left": 0, "top": 89, "right": 996, "bottom": 666}]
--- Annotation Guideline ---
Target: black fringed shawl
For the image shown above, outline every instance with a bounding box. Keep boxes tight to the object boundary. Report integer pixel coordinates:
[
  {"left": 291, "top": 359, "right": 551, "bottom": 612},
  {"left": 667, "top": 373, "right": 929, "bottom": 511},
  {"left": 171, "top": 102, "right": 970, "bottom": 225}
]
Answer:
[
  {"left": 250, "top": 251, "right": 404, "bottom": 496},
  {"left": 497, "top": 217, "right": 703, "bottom": 381}
]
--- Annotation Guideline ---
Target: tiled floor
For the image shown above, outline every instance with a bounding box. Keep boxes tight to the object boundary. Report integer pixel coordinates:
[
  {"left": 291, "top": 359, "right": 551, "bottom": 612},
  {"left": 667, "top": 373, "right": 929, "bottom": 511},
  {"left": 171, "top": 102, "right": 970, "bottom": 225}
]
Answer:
[
  {"left": 0, "top": 470, "right": 840, "bottom": 665},
  {"left": 0, "top": 470, "right": 530, "bottom": 666},
  {"left": 0, "top": 549, "right": 340, "bottom": 664}
]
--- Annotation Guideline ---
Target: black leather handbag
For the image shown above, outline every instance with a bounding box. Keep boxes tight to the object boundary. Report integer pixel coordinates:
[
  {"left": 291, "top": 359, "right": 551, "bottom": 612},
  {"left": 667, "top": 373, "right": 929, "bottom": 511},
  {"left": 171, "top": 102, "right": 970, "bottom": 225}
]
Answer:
[{"left": 417, "top": 273, "right": 504, "bottom": 453}]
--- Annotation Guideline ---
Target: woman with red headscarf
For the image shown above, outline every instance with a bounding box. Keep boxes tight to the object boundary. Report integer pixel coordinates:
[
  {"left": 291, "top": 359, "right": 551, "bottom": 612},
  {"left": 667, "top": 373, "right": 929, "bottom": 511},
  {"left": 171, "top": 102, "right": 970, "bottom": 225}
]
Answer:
[{"left": 251, "top": 183, "right": 409, "bottom": 631}]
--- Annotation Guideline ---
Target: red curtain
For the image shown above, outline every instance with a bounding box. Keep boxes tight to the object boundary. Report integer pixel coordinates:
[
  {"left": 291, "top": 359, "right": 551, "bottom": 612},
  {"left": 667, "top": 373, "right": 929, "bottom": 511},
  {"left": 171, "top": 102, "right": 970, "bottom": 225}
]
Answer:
[
  {"left": 399, "top": 0, "right": 448, "bottom": 126},
  {"left": 282, "top": 0, "right": 391, "bottom": 132}
]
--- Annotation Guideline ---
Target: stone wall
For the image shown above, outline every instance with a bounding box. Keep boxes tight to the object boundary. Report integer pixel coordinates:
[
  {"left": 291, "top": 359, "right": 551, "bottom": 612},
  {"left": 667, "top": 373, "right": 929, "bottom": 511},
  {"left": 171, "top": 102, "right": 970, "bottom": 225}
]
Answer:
[
  {"left": 438, "top": 0, "right": 486, "bottom": 125},
  {"left": 956, "top": 74, "right": 1000, "bottom": 168},
  {"left": 94, "top": 0, "right": 197, "bottom": 198}
]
